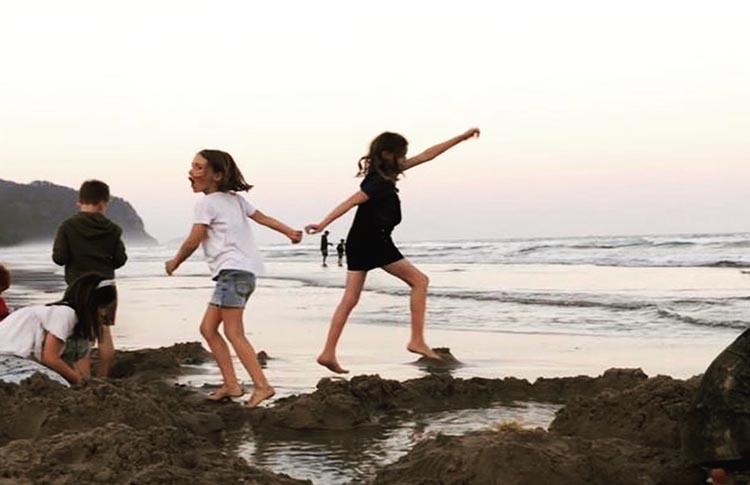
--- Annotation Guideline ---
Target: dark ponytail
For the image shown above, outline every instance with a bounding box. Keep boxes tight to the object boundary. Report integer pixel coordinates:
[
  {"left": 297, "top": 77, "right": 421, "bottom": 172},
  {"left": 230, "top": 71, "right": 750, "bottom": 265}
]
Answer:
[{"left": 60, "top": 273, "right": 117, "bottom": 341}]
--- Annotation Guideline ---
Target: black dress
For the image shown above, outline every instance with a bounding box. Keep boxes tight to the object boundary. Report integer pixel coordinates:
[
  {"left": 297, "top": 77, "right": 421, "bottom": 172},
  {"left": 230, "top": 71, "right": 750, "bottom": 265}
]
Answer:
[{"left": 346, "top": 172, "right": 404, "bottom": 271}]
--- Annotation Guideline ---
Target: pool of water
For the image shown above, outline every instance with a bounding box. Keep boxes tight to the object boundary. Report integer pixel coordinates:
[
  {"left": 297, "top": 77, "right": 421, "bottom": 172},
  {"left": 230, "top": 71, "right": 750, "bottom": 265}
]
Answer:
[{"left": 236, "top": 401, "right": 561, "bottom": 484}]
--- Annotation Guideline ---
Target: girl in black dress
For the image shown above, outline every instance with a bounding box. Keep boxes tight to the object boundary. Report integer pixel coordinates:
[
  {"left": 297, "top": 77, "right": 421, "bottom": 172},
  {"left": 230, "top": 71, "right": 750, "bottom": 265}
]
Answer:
[{"left": 305, "top": 127, "right": 480, "bottom": 373}]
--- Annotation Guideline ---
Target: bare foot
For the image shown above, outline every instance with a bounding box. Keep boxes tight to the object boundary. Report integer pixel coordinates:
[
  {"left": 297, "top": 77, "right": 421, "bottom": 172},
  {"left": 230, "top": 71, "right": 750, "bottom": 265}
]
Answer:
[
  {"left": 407, "top": 343, "right": 443, "bottom": 361},
  {"left": 317, "top": 355, "right": 349, "bottom": 374},
  {"left": 244, "top": 386, "right": 276, "bottom": 408},
  {"left": 207, "top": 384, "right": 245, "bottom": 401}
]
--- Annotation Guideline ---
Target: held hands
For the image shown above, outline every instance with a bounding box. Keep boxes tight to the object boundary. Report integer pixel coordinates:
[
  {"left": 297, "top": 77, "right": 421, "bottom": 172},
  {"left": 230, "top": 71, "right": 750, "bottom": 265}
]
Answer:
[
  {"left": 462, "top": 127, "right": 480, "bottom": 140},
  {"left": 164, "top": 258, "right": 180, "bottom": 276},
  {"left": 304, "top": 223, "right": 324, "bottom": 235},
  {"left": 288, "top": 229, "right": 303, "bottom": 244}
]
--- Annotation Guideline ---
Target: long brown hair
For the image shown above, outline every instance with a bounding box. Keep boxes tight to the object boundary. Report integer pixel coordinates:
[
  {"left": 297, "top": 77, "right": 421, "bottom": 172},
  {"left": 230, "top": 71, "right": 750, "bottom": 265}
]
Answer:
[
  {"left": 198, "top": 149, "right": 253, "bottom": 192},
  {"left": 58, "top": 273, "right": 117, "bottom": 341},
  {"left": 357, "top": 132, "right": 408, "bottom": 182}
]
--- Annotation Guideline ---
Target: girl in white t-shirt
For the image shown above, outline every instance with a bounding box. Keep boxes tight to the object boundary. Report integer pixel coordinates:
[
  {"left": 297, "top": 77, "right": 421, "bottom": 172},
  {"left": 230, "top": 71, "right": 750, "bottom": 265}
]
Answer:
[
  {"left": 0, "top": 273, "right": 116, "bottom": 386},
  {"left": 165, "top": 149, "right": 303, "bottom": 408}
]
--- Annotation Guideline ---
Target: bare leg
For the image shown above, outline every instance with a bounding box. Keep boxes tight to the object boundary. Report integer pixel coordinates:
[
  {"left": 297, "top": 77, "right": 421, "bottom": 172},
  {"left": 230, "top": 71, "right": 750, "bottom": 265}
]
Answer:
[
  {"left": 382, "top": 259, "right": 441, "bottom": 360},
  {"left": 96, "top": 325, "right": 115, "bottom": 377},
  {"left": 200, "top": 305, "right": 243, "bottom": 397},
  {"left": 317, "top": 271, "right": 367, "bottom": 373},
  {"left": 222, "top": 308, "right": 275, "bottom": 408}
]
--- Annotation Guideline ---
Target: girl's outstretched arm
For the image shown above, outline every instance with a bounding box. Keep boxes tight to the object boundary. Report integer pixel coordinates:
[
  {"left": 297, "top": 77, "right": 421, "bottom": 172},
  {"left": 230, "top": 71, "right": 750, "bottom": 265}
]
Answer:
[
  {"left": 250, "top": 210, "right": 303, "bottom": 243},
  {"left": 305, "top": 191, "right": 369, "bottom": 234},
  {"left": 401, "top": 127, "right": 480, "bottom": 172},
  {"left": 165, "top": 224, "right": 207, "bottom": 275}
]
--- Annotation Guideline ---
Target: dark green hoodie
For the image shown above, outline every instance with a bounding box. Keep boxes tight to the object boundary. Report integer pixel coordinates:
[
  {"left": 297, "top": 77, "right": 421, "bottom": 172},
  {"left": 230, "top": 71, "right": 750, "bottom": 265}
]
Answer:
[{"left": 52, "top": 212, "right": 127, "bottom": 285}]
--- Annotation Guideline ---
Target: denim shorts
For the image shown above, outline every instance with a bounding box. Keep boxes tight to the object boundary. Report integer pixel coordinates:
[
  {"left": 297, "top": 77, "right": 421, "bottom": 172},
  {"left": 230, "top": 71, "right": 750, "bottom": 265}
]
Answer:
[
  {"left": 210, "top": 269, "right": 256, "bottom": 308},
  {"left": 62, "top": 336, "right": 92, "bottom": 364}
]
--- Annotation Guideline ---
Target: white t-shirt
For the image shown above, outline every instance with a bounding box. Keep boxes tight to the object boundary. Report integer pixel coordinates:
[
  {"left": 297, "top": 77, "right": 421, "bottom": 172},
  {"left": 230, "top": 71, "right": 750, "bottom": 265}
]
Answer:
[
  {"left": 0, "top": 305, "right": 77, "bottom": 360},
  {"left": 193, "top": 192, "right": 266, "bottom": 278}
]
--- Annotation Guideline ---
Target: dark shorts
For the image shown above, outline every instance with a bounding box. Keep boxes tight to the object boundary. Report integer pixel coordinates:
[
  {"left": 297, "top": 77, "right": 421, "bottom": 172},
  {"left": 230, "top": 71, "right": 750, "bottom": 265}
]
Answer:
[
  {"left": 210, "top": 269, "right": 256, "bottom": 308},
  {"left": 346, "top": 229, "right": 404, "bottom": 272}
]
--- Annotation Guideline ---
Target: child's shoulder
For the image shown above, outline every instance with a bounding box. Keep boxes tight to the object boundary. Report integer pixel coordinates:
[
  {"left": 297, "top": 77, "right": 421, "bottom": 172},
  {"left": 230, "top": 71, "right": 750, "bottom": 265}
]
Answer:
[
  {"left": 62, "top": 213, "right": 122, "bottom": 235},
  {"left": 58, "top": 213, "right": 78, "bottom": 226},
  {"left": 203, "top": 191, "right": 252, "bottom": 204}
]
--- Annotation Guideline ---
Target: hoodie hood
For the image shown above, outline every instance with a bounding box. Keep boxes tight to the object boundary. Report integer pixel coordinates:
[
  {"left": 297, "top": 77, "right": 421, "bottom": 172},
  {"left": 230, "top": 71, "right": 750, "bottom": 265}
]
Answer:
[
  {"left": 68, "top": 212, "right": 121, "bottom": 240},
  {"left": 52, "top": 212, "right": 127, "bottom": 285}
]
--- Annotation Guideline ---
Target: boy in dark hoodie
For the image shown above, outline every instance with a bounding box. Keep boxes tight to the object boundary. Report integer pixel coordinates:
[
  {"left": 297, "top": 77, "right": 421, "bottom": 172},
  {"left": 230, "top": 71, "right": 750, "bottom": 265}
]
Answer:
[{"left": 53, "top": 180, "right": 127, "bottom": 377}]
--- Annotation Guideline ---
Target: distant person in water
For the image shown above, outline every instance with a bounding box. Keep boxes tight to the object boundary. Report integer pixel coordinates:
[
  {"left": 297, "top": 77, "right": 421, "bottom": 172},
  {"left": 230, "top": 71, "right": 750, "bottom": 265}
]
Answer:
[
  {"left": 165, "top": 149, "right": 303, "bottom": 407},
  {"left": 52, "top": 180, "right": 126, "bottom": 377},
  {"left": 336, "top": 239, "right": 345, "bottom": 267},
  {"left": 0, "top": 264, "right": 10, "bottom": 321},
  {"left": 320, "top": 231, "right": 333, "bottom": 267},
  {"left": 305, "top": 127, "right": 480, "bottom": 373}
]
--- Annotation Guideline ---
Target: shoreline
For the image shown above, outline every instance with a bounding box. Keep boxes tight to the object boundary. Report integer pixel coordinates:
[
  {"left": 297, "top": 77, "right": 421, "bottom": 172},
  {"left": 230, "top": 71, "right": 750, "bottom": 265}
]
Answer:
[{"left": 0, "top": 342, "right": 729, "bottom": 484}]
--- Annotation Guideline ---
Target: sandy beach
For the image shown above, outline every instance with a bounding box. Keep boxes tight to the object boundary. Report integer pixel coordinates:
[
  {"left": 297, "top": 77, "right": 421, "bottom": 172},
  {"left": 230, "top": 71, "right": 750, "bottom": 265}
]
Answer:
[
  {"left": 0, "top": 342, "right": 719, "bottom": 484},
  {"left": 1, "top": 238, "right": 748, "bottom": 483}
]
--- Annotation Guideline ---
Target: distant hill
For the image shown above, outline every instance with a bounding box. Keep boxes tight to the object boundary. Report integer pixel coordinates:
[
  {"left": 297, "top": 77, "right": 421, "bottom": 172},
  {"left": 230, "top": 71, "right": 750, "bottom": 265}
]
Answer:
[{"left": 0, "top": 179, "right": 156, "bottom": 246}]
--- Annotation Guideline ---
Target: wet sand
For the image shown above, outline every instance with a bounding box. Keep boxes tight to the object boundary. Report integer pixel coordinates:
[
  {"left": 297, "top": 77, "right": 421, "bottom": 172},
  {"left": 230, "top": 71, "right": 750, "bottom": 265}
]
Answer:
[
  {"left": 3, "top": 259, "right": 741, "bottom": 396},
  {"left": 0, "top": 343, "right": 308, "bottom": 484},
  {"left": 0, "top": 343, "right": 723, "bottom": 484}
]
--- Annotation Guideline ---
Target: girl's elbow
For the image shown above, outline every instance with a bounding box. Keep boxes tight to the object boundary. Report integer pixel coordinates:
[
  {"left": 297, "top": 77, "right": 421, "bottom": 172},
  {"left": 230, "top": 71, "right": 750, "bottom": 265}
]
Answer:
[
  {"left": 183, "top": 239, "right": 201, "bottom": 253},
  {"left": 256, "top": 214, "right": 273, "bottom": 227},
  {"left": 351, "top": 193, "right": 369, "bottom": 206},
  {"left": 40, "top": 353, "right": 56, "bottom": 368}
]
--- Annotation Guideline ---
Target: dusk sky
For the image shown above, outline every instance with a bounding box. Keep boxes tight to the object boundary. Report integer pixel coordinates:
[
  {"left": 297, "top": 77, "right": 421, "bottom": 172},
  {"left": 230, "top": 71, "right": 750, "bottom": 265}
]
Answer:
[{"left": 1, "top": 1, "right": 748, "bottom": 244}]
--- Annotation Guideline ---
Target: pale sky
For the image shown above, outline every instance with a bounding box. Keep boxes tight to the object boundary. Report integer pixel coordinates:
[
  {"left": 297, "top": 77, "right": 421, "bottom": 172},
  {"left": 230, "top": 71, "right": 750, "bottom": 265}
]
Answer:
[{"left": 1, "top": 1, "right": 748, "bottom": 244}]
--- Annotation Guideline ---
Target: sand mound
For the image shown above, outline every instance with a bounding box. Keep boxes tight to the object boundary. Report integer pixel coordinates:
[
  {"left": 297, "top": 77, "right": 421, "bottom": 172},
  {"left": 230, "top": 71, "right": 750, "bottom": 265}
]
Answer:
[
  {"left": 251, "top": 368, "right": 651, "bottom": 431},
  {"left": 551, "top": 374, "right": 698, "bottom": 449},
  {"left": 106, "top": 341, "right": 210, "bottom": 380},
  {"left": 0, "top": 343, "right": 309, "bottom": 484},
  {"left": 0, "top": 422, "right": 303, "bottom": 484},
  {"left": 371, "top": 370, "right": 711, "bottom": 484},
  {"left": 372, "top": 428, "right": 702, "bottom": 485},
  {"left": 2, "top": 339, "right": 740, "bottom": 484}
]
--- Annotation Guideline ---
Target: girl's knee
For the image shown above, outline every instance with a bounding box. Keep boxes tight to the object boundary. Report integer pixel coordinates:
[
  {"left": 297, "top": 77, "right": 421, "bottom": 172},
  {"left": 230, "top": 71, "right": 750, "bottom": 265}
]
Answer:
[
  {"left": 340, "top": 295, "right": 360, "bottom": 311},
  {"left": 223, "top": 326, "right": 246, "bottom": 343},
  {"left": 412, "top": 272, "right": 429, "bottom": 289},
  {"left": 200, "top": 324, "right": 218, "bottom": 339}
]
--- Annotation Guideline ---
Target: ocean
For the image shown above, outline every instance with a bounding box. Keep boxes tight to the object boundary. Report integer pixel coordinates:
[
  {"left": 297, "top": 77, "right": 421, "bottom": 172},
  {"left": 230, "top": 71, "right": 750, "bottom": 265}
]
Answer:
[{"left": 5, "top": 232, "right": 749, "bottom": 339}]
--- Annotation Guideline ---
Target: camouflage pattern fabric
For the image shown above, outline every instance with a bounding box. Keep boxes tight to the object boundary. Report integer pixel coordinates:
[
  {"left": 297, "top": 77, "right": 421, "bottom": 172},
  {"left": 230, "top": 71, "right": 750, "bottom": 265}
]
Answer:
[{"left": 682, "top": 329, "right": 750, "bottom": 469}]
